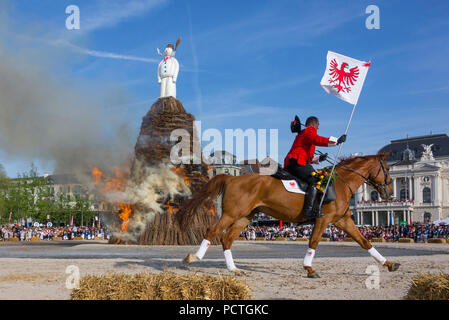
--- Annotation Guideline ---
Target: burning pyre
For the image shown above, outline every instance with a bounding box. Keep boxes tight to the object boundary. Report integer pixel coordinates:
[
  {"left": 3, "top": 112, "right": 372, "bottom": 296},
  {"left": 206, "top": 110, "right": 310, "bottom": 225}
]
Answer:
[{"left": 90, "top": 97, "right": 219, "bottom": 245}]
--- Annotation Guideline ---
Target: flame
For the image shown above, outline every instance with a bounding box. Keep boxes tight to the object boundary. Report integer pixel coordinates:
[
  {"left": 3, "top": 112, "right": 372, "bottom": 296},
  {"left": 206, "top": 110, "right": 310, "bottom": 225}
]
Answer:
[
  {"left": 91, "top": 167, "right": 133, "bottom": 234},
  {"left": 119, "top": 203, "right": 132, "bottom": 232},
  {"left": 92, "top": 167, "right": 103, "bottom": 185},
  {"left": 165, "top": 200, "right": 179, "bottom": 214},
  {"left": 167, "top": 201, "right": 174, "bottom": 214},
  {"left": 173, "top": 167, "right": 192, "bottom": 185},
  {"left": 104, "top": 177, "right": 125, "bottom": 192}
]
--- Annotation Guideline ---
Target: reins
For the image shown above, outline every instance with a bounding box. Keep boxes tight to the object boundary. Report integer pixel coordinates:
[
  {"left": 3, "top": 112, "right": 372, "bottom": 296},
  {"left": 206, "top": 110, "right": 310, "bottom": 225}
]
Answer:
[{"left": 325, "top": 157, "right": 392, "bottom": 216}]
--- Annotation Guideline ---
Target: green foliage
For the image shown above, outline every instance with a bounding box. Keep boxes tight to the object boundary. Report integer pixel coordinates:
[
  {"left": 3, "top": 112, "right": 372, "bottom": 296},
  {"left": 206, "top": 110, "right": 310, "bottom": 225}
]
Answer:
[
  {"left": 0, "top": 163, "right": 96, "bottom": 225},
  {"left": 0, "top": 164, "right": 11, "bottom": 224}
]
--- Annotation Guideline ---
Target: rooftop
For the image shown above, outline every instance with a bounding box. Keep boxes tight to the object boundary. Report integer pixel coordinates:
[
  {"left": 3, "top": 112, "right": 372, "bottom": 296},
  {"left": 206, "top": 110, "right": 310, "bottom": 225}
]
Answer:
[{"left": 378, "top": 134, "right": 449, "bottom": 163}]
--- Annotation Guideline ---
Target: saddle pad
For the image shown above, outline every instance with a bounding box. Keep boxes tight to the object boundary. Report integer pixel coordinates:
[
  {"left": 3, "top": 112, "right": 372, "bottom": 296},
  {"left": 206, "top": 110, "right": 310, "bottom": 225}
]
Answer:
[{"left": 281, "top": 180, "right": 306, "bottom": 194}]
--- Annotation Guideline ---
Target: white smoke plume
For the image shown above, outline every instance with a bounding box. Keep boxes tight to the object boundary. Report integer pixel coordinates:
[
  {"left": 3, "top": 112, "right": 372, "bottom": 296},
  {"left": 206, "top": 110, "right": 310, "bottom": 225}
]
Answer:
[{"left": 99, "top": 161, "right": 191, "bottom": 241}]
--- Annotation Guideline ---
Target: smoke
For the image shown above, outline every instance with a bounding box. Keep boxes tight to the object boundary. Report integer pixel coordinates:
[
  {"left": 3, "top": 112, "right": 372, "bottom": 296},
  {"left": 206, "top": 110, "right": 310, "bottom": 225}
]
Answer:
[
  {"left": 101, "top": 161, "right": 191, "bottom": 241},
  {"left": 0, "top": 5, "right": 134, "bottom": 176}
]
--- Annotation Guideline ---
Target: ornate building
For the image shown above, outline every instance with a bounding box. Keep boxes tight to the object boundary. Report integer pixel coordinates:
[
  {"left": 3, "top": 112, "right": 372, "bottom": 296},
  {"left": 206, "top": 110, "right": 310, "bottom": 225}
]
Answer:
[
  {"left": 351, "top": 134, "right": 449, "bottom": 226},
  {"left": 207, "top": 150, "right": 242, "bottom": 178}
]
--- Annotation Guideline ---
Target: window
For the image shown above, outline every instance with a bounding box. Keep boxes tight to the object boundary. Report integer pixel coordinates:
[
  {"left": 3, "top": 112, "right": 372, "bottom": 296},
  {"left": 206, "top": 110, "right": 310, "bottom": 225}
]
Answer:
[
  {"left": 424, "top": 212, "right": 431, "bottom": 223},
  {"left": 400, "top": 189, "right": 409, "bottom": 200},
  {"left": 224, "top": 169, "right": 230, "bottom": 174},
  {"left": 370, "top": 191, "right": 379, "bottom": 201},
  {"left": 423, "top": 187, "right": 431, "bottom": 203}
]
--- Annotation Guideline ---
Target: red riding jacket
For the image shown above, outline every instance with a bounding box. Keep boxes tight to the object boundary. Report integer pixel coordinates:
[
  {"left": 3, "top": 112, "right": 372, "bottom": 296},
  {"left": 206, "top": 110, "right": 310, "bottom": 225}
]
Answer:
[{"left": 284, "top": 126, "right": 336, "bottom": 168}]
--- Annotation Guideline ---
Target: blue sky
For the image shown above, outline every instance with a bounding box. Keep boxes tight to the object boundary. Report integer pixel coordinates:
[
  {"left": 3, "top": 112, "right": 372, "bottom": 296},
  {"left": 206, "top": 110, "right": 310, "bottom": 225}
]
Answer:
[{"left": 1, "top": 0, "right": 449, "bottom": 177}]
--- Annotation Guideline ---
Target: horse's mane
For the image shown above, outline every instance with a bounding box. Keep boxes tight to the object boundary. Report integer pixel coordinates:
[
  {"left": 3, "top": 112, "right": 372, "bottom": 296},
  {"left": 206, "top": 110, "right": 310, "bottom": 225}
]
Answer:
[{"left": 336, "top": 154, "right": 379, "bottom": 167}]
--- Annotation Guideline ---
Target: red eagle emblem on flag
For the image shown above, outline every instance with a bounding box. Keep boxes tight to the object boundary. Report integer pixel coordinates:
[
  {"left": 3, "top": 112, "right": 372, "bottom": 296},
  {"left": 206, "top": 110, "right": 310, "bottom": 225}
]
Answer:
[{"left": 328, "top": 59, "right": 359, "bottom": 93}]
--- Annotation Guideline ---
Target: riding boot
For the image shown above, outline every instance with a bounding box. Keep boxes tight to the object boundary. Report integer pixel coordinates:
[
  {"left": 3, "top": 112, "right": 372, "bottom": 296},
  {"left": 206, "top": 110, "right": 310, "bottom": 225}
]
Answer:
[{"left": 303, "top": 184, "right": 320, "bottom": 219}]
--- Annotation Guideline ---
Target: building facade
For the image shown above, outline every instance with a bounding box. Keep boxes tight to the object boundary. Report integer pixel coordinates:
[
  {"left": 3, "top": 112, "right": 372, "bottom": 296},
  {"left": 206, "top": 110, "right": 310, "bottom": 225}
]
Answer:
[
  {"left": 207, "top": 150, "right": 242, "bottom": 178},
  {"left": 351, "top": 134, "right": 449, "bottom": 226}
]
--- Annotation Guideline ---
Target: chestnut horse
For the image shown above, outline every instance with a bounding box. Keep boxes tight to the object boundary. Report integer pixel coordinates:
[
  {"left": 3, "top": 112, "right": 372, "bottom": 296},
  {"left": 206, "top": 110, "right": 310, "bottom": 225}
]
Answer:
[{"left": 178, "top": 151, "right": 400, "bottom": 278}]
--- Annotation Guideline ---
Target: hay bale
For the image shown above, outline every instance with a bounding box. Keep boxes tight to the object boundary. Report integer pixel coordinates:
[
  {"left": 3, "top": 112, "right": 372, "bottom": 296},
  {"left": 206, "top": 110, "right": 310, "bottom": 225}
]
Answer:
[
  {"left": 275, "top": 237, "right": 286, "bottom": 241},
  {"left": 320, "top": 238, "right": 330, "bottom": 242},
  {"left": 371, "top": 238, "right": 386, "bottom": 242},
  {"left": 71, "top": 272, "right": 252, "bottom": 300},
  {"left": 31, "top": 237, "right": 41, "bottom": 241},
  {"left": 428, "top": 238, "right": 446, "bottom": 244},
  {"left": 344, "top": 238, "right": 354, "bottom": 242},
  {"left": 73, "top": 237, "right": 84, "bottom": 240},
  {"left": 399, "top": 238, "right": 414, "bottom": 243},
  {"left": 405, "top": 273, "right": 449, "bottom": 300},
  {"left": 237, "top": 237, "right": 246, "bottom": 241},
  {"left": 53, "top": 237, "right": 62, "bottom": 240},
  {"left": 7, "top": 237, "right": 19, "bottom": 241},
  {"left": 255, "top": 237, "right": 265, "bottom": 241},
  {"left": 296, "top": 238, "right": 308, "bottom": 241}
]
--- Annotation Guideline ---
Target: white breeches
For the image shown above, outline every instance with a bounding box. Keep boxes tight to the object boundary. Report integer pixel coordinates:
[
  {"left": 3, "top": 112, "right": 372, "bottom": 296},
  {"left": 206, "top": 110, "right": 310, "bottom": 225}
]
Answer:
[{"left": 160, "top": 77, "right": 176, "bottom": 98}]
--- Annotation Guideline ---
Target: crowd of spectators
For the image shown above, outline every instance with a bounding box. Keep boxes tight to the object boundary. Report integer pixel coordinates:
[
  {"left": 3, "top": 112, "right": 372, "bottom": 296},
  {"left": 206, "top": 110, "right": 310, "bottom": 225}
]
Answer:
[
  {"left": 241, "top": 223, "right": 449, "bottom": 242},
  {"left": 1, "top": 224, "right": 110, "bottom": 241}
]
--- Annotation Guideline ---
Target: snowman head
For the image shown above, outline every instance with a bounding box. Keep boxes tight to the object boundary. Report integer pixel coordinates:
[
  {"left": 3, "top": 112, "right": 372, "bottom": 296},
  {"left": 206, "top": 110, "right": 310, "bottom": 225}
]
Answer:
[{"left": 164, "top": 44, "right": 174, "bottom": 56}]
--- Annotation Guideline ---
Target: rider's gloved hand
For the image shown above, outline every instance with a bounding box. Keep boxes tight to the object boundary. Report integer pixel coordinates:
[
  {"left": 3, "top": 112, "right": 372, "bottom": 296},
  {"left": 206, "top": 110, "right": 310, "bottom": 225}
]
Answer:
[
  {"left": 337, "top": 134, "right": 347, "bottom": 145},
  {"left": 319, "top": 153, "right": 328, "bottom": 162}
]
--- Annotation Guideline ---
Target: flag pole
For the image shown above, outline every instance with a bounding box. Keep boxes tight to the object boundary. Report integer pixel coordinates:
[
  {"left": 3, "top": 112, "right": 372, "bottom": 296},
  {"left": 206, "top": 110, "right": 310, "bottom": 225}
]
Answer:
[{"left": 318, "top": 102, "right": 358, "bottom": 212}]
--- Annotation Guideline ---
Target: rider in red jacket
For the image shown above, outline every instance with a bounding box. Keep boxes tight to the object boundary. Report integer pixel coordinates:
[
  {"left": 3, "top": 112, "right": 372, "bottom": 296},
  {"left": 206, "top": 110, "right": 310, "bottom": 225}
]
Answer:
[{"left": 284, "top": 116, "right": 346, "bottom": 218}]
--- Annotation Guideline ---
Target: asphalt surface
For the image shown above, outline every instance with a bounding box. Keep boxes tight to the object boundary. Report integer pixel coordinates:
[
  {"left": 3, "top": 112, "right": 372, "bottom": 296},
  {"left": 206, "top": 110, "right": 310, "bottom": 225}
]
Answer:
[{"left": 1, "top": 240, "right": 447, "bottom": 260}]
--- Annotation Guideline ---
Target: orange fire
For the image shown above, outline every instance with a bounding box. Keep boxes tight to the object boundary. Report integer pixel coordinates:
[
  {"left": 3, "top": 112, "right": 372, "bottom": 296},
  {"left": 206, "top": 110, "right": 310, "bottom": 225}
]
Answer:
[
  {"left": 119, "top": 203, "right": 132, "bottom": 232},
  {"left": 92, "top": 167, "right": 103, "bottom": 185},
  {"left": 166, "top": 201, "right": 175, "bottom": 214},
  {"left": 174, "top": 167, "right": 192, "bottom": 185},
  {"left": 91, "top": 167, "right": 132, "bottom": 233}
]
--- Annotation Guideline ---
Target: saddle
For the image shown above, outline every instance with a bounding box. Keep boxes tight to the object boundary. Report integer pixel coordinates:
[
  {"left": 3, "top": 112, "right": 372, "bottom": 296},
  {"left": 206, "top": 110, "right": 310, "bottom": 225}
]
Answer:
[{"left": 271, "top": 166, "right": 337, "bottom": 203}]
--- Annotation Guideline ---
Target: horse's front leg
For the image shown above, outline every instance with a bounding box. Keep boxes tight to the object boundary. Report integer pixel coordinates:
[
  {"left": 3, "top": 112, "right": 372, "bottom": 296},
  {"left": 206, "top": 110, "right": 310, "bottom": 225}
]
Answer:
[
  {"left": 304, "top": 215, "right": 333, "bottom": 278},
  {"left": 334, "top": 216, "right": 400, "bottom": 272}
]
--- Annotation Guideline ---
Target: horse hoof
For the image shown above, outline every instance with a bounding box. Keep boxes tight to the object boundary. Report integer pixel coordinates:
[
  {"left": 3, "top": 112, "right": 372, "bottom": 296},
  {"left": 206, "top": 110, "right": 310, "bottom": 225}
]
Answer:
[
  {"left": 183, "top": 253, "right": 199, "bottom": 264},
  {"left": 307, "top": 272, "right": 320, "bottom": 278},
  {"left": 388, "top": 263, "right": 401, "bottom": 272}
]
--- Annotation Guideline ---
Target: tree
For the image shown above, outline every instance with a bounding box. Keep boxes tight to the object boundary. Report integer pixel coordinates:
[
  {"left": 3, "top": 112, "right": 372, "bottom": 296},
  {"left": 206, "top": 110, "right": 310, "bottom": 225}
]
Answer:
[
  {"left": 0, "top": 163, "right": 97, "bottom": 226},
  {"left": 0, "top": 164, "right": 11, "bottom": 224}
]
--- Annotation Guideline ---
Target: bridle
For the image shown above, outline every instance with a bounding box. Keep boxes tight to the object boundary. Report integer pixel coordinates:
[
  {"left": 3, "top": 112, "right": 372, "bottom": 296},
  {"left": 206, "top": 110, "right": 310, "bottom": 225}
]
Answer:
[{"left": 336, "top": 157, "right": 393, "bottom": 199}]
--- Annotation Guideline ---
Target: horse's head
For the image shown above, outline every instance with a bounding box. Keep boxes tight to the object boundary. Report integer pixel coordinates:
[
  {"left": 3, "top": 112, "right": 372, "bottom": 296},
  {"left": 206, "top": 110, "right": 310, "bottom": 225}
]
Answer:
[{"left": 367, "top": 151, "right": 393, "bottom": 200}]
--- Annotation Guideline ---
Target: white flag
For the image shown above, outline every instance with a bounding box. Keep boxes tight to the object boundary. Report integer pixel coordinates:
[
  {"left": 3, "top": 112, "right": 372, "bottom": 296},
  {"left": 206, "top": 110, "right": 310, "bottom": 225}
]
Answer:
[{"left": 320, "top": 51, "right": 370, "bottom": 105}]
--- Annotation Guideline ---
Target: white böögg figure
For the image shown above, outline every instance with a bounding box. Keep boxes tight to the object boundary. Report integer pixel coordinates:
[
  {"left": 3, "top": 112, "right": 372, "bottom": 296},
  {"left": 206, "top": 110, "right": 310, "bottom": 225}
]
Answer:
[{"left": 157, "top": 39, "right": 180, "bottom": 98}]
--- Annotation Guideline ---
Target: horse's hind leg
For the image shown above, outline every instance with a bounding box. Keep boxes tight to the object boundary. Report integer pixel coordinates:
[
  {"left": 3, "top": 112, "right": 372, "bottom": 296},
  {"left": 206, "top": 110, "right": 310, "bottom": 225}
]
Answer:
[
  {"left": 334, "top": 216, "right": 400, "bottom": 272},
  {"left": 183, "top": 215, "right": 234, "bottom": 264},
  {"left": 221, "top": 214, "right": 255, "bottom": 274}
]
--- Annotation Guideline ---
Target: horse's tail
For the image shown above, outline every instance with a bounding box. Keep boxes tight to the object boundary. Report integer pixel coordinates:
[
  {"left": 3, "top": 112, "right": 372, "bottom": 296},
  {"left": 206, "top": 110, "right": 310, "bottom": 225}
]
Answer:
[{"left": 176, "top": 174, "right": 228, "bottom": 232}]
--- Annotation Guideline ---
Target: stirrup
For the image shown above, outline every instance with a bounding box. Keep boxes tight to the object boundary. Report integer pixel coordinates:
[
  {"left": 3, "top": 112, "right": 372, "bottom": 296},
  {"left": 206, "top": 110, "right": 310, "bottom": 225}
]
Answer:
[{"left": 313, "top": 208, "right": 324, "bottom": 218}]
